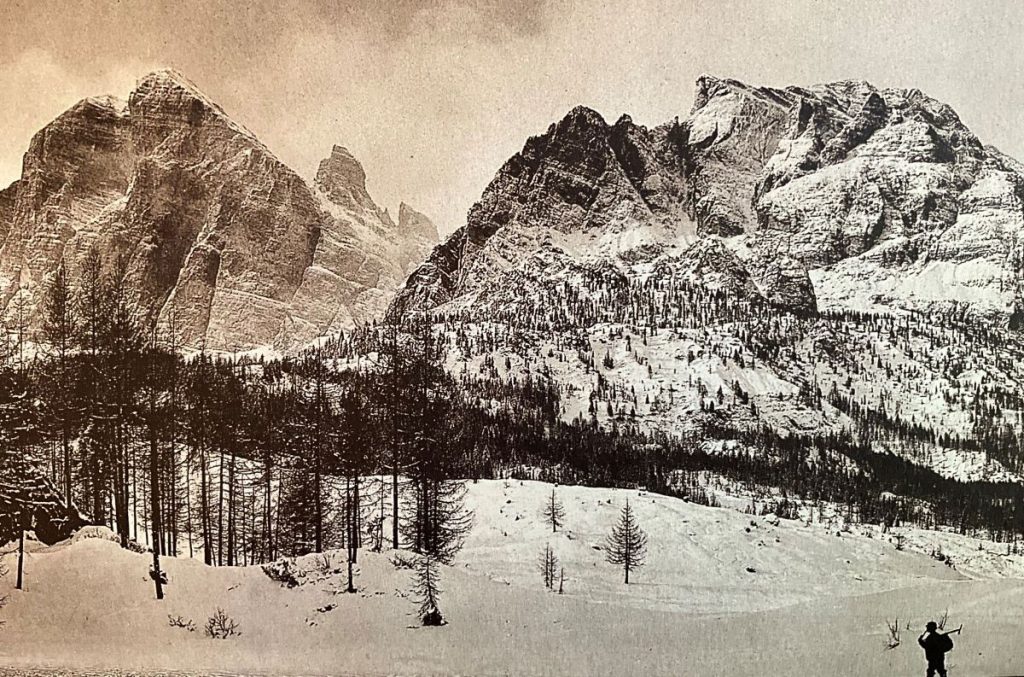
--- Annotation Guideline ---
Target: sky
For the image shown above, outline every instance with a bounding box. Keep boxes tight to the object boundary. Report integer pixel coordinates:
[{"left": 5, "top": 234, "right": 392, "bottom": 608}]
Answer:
[{"left": 2, "top": 0, "right": 1024, "bottom": 235}]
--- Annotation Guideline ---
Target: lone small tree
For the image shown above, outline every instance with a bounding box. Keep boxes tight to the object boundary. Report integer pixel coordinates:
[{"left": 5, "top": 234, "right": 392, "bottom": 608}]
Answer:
[
  {"left": 412, "top": 553, "right": 444, "bottom": 626},
  {"left": 538, "top": 543, "right": 559, "bottom": 590},
  {"left": 541, "top": 488, "right": 565, "bottom": 533},
  {"left": 605, "top": 499, "right": 647, "bottom": 584}
]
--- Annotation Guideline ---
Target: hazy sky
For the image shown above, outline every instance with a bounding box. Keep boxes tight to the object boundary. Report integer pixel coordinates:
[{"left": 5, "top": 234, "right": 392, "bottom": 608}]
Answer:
[{"left": 3, "top": 0, "right": 1024, "bottom": 235}]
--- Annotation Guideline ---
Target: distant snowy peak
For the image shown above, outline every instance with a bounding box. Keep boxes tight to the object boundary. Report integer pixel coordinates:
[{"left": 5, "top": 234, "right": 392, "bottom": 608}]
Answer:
[
  {"left": 394, "top": 74, "right": 1024, "bottom": 327},
  {"left": 398, "top": 202, "right": 439, "bottom": 244}
]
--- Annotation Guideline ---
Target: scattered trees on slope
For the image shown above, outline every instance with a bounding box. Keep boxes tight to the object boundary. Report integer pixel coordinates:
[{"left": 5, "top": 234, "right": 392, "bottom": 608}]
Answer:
[{"left": 538, "top": 543, "right": 560, "bottom": 590}]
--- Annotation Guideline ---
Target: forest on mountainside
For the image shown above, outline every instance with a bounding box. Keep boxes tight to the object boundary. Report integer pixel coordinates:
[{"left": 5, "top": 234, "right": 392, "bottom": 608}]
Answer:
[{"left": 2, "top": 249, "right": 1024, "bottom": 577}]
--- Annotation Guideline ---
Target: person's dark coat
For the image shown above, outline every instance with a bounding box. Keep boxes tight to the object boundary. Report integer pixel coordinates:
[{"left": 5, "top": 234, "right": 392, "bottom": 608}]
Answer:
[{"left": 918, "top": 630, "right": 952, "bottom": 663}]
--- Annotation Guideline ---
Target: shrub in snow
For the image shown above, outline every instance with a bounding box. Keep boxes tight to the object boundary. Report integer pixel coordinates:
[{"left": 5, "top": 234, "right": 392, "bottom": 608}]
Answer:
[
  {"left": 389, "top": 552, "right": 418, "bottom": 570},
  {"left": 69, "top": 526, "right": 147, "bottom": 553},
  {"left": 261, "top": 559, "right": 300, "bottom": 588},
  {"left": 70, "top": 526, "right": 119, "bottom": 544},
  {"left": 167, "top": 615, "right": 195, "bottom": 632},
  {"left": 884, "top": 617, "right": 901, "bottom": 650},
  {"left": 204, "top": 608, "right": 240, "bottom": 639}
]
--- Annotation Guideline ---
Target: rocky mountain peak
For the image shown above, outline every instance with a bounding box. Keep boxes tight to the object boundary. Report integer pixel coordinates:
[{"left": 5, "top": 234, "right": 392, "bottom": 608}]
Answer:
[
  {"left": 20, "top": 93, "right": 130, "bottom": 181},
  {"left": 140, "top": 68, "right": 206, "bottom": 94},
  {"left": 0, "top": 70, "right": 442, "bottom": 353},
  {"left": 315, "top": 144, "right": 374, "bottom": 212},
  {"left": 559, "top": 105, "right": 608, "bottom": 129},
  {"left": 127, "top": 68, "right": 272, "bottom": 163},
  {"left": 387, "top": 74, "right": 1024, "bottom": 477},
  {"left": 398, "top": 202, "right": 439, "bottom": 242},
  {"left": 693, "top": 73, "right": 738, "bottom": 109},
  {"left": 131, "top": 69, "right": 218, "bottom": 115},
  {"left": 692, "top": 74, "right": 795, "bottom": 115},
  {"left": 131, "top": 69, "right": 239, "bottom": 123}
]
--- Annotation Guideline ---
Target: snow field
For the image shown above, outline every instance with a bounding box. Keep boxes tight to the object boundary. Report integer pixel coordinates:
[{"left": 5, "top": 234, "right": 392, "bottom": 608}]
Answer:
[{"left": 4, "top": 480, "right": 1021, "bottom": 675}]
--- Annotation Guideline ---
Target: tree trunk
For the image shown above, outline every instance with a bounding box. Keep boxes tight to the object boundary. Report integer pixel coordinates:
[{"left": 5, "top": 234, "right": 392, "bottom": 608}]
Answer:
[
  {"left": 132, "top": 429, "right": 139, "bottom": 545},
  {"left": 62, "top": 417, "right": 71, "bottom": 517},
  {"left": 200, "top": 452, "right": 212, "bottom": 566},
  {"left": 314, "top": 439, "right": 323, "bottom": 554},
  {"left": 266, "top": 458, "right": 274, "bottom": 561},
  {"left": 217, "top": 450, "right": 225, "bottom": 566},
  {"left": 353, "top": 476, "right": 360, "bottom": 561},
  {"left": 346, "top": 474, "right": 356, "bottom": 593},
  {"left": 392, "top": 470, "right": 399, "bottom": 550},
  {"left": 227, "top": 453, "right": 236, "bottom": 567},
  {"left": 273, "top": 466, "right": 284, "bottom": 562},
  {"left": 149, "top": 401, "right": 164, "bottom": 600},
  {"left": 16, "top": 530, "right": 24, "bottom": 590},
  {"left": 185, "top": 453, "right": 194, "bottom": 560}
]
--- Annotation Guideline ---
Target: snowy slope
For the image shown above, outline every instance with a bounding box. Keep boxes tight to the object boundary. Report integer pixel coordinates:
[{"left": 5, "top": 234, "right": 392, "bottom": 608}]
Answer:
[{"left": 2, "top": 480, "right": 1023, "bottom": 676}]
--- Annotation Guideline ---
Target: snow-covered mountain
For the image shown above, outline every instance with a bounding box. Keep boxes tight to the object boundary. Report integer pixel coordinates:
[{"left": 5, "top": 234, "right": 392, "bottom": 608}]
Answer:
[
  {"left": 389, "top": 75, "right": 1024, "bottom": 480},
  {"left": 0, "top": 70, "right": 438, "bottom": 352},
  {"left": 394, "top": 75, "right": 1024, "bottom": 323}
]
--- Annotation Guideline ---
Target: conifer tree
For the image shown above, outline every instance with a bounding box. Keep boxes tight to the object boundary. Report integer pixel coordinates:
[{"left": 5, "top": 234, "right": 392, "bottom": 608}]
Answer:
[
  {"left": 41, "top": 260, "right": 78, "bottom": 513},
  {"left": 399, "top": 323, "right": 472, "bottom": 564},
  {"left": 412, "top": 552, "right": 444, "bottom": 626},
  {"left": 538, "top": 542, "right": 559, "bottom": 590},
  {"left": 541, "top": 488, "right": 565, "bottom": 533},
  {"left": 143, "top": 328, "right": 165, "bottom": 599},
  {"left": 605, "top": 499, "right": 647, "bottom": 584}
]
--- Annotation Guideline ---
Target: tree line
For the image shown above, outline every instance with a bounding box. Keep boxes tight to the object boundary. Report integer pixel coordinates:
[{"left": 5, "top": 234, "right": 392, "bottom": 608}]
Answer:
[{"left": 0, "top": 253, "right": 474, "bottom": 616}]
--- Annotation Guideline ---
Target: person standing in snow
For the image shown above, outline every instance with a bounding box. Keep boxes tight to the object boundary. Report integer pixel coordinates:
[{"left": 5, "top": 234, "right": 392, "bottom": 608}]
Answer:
[{"left": 918, "top": 621, "right": 954, "bottom": 677}]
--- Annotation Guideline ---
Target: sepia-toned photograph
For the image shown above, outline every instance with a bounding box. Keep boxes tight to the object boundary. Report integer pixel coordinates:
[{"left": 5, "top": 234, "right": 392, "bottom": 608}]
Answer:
[{"left": 1, "top": 1, "right": 1023, "bottom": 675}]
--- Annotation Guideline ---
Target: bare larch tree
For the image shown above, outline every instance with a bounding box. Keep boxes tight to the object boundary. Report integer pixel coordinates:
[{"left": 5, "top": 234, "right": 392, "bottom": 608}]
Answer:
[
  {"left": 605, "top": 499, "right": 648, "bottom": 584},
  {"left": 538, "top": 542, "right": 559, "bottom": 590},
  {"left": 541, "top": 488, "right": 565, "bottom": 533}
]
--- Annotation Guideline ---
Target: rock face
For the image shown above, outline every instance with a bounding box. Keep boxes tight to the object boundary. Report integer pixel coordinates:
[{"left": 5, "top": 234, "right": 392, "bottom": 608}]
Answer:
[
  {"left": 0, "top": 70, "right": 438, "bottom": 352},
  {"left": 393, "top": 75, "right": 1024, "bottom": 325},
  {"left": 389, "top": 107, "right": 695, "bottom": 318},
  {"left": 687, "top": 76, "right": 1022, "bottom": 321}
]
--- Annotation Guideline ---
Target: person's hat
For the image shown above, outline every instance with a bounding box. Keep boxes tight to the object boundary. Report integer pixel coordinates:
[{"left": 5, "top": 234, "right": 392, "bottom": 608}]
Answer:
[{"left": 926, "top": 621, "right": 937, "bottom": 631}]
